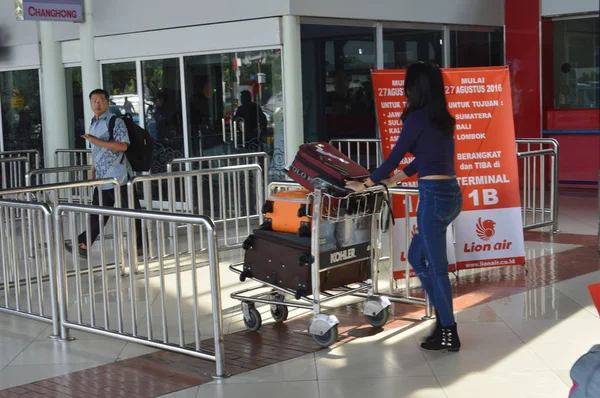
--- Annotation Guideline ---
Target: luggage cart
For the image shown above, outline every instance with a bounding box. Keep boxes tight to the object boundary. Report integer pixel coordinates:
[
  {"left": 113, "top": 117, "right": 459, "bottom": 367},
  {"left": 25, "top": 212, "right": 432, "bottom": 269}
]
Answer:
[{"left": 229, "top": 186, "right": 393, "bottom": 347}]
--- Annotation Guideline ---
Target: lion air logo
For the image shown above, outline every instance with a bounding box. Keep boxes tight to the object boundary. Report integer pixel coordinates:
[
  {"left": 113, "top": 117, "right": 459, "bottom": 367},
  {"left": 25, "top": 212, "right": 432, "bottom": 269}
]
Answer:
[
  {"left": 465, "top": 218, "right": 512, "bottom": 253},
  {"left": 476, "top": 218, "right": 496, "bottom": 241}
]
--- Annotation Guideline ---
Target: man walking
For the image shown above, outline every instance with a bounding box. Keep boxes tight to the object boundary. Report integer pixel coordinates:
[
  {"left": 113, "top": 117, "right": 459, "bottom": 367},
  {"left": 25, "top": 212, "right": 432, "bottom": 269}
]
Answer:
[{"left": 66, "top": 88, "right": 143, "bottom": 257}]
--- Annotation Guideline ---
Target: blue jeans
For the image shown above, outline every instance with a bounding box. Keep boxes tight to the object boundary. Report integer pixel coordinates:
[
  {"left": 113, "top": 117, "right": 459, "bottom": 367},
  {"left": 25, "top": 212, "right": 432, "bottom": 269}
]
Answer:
[{"left": 408, "top": 179, "right": 462, "bottom": 327}]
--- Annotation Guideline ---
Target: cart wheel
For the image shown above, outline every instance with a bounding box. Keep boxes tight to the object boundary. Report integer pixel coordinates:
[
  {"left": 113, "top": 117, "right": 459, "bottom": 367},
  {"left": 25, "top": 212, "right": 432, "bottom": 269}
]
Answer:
[
  {"left": 243, "top": 306, "right": 262, "bottom": 332},
  {"left": 312, "top": 325, "right": 339, "bottom": 347},
  {"left": 271, "top": 305, "right": 289, "bottom": 323},
  {"left": 239, "top": 272, "right": 247, "bottom": 282},
  {"left": 365, "top": 307, "right": 390, "bottom": 328}
]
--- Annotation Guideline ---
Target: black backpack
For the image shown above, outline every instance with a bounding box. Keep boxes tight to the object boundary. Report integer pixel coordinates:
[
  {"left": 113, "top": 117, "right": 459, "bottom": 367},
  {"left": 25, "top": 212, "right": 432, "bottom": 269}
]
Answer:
[{"left": 108, "top": 114, "right": 154, "bottom": 173}]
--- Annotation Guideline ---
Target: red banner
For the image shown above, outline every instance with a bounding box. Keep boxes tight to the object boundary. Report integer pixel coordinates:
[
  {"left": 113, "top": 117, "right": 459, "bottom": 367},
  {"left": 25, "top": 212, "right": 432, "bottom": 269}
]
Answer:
[{"left": 371, "top": 66, "right": 526, "bottom": 278}]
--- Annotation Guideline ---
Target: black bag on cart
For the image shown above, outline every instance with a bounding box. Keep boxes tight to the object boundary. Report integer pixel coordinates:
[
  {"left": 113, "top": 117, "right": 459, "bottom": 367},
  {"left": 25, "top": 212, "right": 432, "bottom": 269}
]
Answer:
[{"left": 241, "top": 229, "right": 370, "bottom": 299}]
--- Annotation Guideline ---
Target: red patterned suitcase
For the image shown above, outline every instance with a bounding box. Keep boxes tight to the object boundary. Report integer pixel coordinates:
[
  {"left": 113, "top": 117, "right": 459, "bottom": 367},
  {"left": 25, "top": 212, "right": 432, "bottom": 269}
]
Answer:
[{"left": 288, "top": 143, "right": 370, "bottom": 196}]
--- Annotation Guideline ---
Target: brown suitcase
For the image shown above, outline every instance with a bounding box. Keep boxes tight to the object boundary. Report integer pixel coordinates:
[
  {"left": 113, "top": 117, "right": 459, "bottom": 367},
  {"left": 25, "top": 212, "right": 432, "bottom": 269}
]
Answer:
[
  {"left": 260, "top": 190, "right": 312, "bottom": 236},
  {"left": 241, "top": 229, "right": 370, "bottom": 299}
]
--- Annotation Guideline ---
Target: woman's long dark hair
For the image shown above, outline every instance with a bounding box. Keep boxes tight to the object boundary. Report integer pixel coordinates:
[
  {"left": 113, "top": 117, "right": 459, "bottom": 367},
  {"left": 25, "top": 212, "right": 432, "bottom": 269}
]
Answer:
[{"left": 401, "top": 61, "right": 455, "bottom": 136}]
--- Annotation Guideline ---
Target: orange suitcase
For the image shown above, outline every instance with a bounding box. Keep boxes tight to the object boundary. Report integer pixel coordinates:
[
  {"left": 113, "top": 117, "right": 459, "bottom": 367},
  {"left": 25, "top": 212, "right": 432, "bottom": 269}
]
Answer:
[{"left": 260, "top": 190, "right": 312, "bottom": 236}]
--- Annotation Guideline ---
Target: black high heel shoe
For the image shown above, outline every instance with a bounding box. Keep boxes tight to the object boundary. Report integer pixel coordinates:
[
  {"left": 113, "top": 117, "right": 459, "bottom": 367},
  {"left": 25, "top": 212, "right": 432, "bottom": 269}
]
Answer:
[{"left": 421, "top": 323, "right": 461, "bottom": 352}]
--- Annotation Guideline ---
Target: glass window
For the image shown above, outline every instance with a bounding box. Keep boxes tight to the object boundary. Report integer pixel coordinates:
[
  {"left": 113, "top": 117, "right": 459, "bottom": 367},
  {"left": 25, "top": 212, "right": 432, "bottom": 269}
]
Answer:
[
  {"left": 383, "top": 29, "right": 443, "bottom": 69},
  {"left": 65, "top": 67, "right": 85, "bottom": 149},
  {"left": 450, "top": 29, "right": 504, "bottom": 67},
  {"left": 184, "top": 49, "right": 285, "bottom": 177},
  {"left": 301, "top": 24, "right": 376, "bottom": 142},
  {"left": 142, "top": 58, "right": 184, "bottom": 173},
  {"left": 101, "top": 62, "right": 142, "bottom": 126},
  {"left": 0, "top": 69, "right": 43, "bottom": 156},
  {"left": 553, "top": 17, "right": 600, "bottom": 109}
]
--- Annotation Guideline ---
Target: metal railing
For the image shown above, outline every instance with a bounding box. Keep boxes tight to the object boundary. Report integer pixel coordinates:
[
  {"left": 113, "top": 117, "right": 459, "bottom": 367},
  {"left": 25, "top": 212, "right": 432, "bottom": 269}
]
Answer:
[
  {"left": 0, "top": 199, "right": 60, "bottom": 337},
  {"left": 331, "top": 137, "right": 560, "bottom": 232},
  {"left": 0, "top": 178, "right": 119, "bottom": 207},
  {"left": 54, "top": 204, "right": 226, "bottom": 377},
  {"left": 0, "top": 179, "right": 124, "bottom": 277},
  {"left": 167, "top": 152, "right": 270, "bottom": 198},
  {"left": 0, "top": 156, "right": 30, "bottom": 190},
  {"left": 516, "top": 138, "right": 559, "bottom": 232},
  {"left": 54, "top": 149, "right": 91, "bottom": 169},
  {"left": 25, "top": 165, "right": 91, "bottom": 187},
  {"left": 0, "top": 150, "right": 41, "bottom": 170},
  {"left": 329, "top": 139, "right": 383, "bottom": 171},
  {"left": 367, "top": 186, "right": 431, "bottom": 312},
  {"left": 128, "top": 164, "right": 264, "bottom": 258}
]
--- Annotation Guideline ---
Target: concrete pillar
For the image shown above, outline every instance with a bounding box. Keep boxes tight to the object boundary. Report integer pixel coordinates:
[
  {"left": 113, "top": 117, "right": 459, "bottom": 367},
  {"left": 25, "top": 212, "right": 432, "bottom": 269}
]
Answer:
[
  {"left": 282, "top": 15, "right": 304, "bottom": 166},
  {"left": 79, "top": 0, "right": 100, "bottom": 132},
  {"left": 39, "top": 21, "right": 69, "bottom": 167},
  {"left": 505, "top": 0, "right": 542, "bottom": 138}
]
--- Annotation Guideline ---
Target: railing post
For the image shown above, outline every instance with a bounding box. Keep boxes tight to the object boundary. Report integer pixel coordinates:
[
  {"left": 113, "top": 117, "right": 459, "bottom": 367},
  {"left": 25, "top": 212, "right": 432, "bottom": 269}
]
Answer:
[
  {"left": 552, "top": 143, "right": 560, "bottom": 233},
  {"left": 206, "top": 219, "right": 227, "bottom": 378},
  {"left": 43, "top": 207, "right": 61, "bottom": 339},
  {"left": 53, "top": 207, "right": 71, "bottom": 341}
]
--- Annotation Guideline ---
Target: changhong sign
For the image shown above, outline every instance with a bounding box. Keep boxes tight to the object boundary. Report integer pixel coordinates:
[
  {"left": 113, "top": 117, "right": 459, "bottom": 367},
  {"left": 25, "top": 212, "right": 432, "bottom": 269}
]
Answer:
[{"left": 15, "top": 0, "right": 83, "bottom": 22}]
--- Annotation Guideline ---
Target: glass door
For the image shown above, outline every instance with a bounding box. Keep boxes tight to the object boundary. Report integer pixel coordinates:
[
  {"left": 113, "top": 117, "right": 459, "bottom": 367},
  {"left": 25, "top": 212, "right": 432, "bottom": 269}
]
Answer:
[
  {"left": 184, "top": 49, "right": 285, "bottom": 177},
  {"left": 65, "top": 67, "right": 85, "bottom": 150}
]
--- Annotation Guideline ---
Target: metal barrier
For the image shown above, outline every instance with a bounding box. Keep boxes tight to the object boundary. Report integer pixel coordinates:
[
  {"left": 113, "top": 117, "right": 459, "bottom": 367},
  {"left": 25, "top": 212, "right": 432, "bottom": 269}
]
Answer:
[
  {"left": 25, "top": 165, "right": 91, "bottom": 187},
  {"left": 128, "top": 164, "right": 264, "bottom": 258},
  {"left": 54, "top": 204, "right": 226, "bottom": 377},
  {"left": 0, "top": 156, "right": 30, "bottom": 189},
  {"left": 0, "top": 179, "right": 125, "bottom": 277},
  {"left": 331, "top": 137, "right": 560, "bottom": 232},
  {"left": 383, "top": 187, "right": 431, "bottom": 310},
  {"left": 329, "top": 139, "right": 383, "bottom": 171},
  {"left": 54, "top": 149, "right": 91, "bottom": 169},
  {"left": 0, "top": 150, "right": 41, "bottom": 170},
  {"left": 168, "top": 152, "right": 270, "bottom": 197},
  {"left": 0, "top": 178, "right": 119, "bottom": 207},
  {"left": 516, "top": 138, "right": 559, "bottom": 232},
  {"left": 0, "top": 199, "right": 60, "bottom": 337}
]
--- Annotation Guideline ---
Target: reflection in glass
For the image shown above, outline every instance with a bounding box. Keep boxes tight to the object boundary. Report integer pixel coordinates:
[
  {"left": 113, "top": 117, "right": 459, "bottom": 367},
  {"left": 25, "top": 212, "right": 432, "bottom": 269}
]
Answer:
[
  {"left": 0, "top": 69, "right": 43, "bottom": 157},
  {"left": 65, "top": 67, "right": 85, "bottom": 149},
  {"left": 102, "top": 62, "right": 141, "bottom": 125},
  {"left": 184, "top": 49, "right": 285, "bottom": 178},
  {"left": 142, "top": 58, "right": 183, "bottom": 173},
  {"left": 301, "top": 24, "right": 376, "bottom": 143},
  {"left": 553, "top": 17, "right": 600, "bottom": 109},
  {"left": 450, "top": 29, "right": 504, "bottom": 68},
  {"left": 383, "top": 29, "right": 443, "bottom": 69}
]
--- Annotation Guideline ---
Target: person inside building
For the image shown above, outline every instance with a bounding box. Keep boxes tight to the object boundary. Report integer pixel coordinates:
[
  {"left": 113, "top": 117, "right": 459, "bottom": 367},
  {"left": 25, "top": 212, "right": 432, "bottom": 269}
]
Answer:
[
  {"left": 233, "top": 90, "right": 267, "bottom": 141},
  {"left": 65, "top": 88, "right": 144, "bottom": 258},
  {"left": 345, "top": 61, "right": 463, "bottom": 352}
]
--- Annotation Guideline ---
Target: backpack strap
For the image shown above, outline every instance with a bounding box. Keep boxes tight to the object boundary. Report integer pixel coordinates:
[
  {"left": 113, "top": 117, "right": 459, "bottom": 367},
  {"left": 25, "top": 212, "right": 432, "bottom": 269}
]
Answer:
[
  {"left": 108, "top": 115, "right": 127, "bottom": 165},
  {"left": 108, "top": 115, "right": 117, "bottom": 141}
]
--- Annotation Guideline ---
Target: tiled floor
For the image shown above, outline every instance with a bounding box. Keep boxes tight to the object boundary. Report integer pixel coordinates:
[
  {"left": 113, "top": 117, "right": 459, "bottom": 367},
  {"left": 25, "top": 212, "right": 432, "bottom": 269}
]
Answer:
[{"left": 0, "top": 190, "right": 597, "bottom": 397}]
